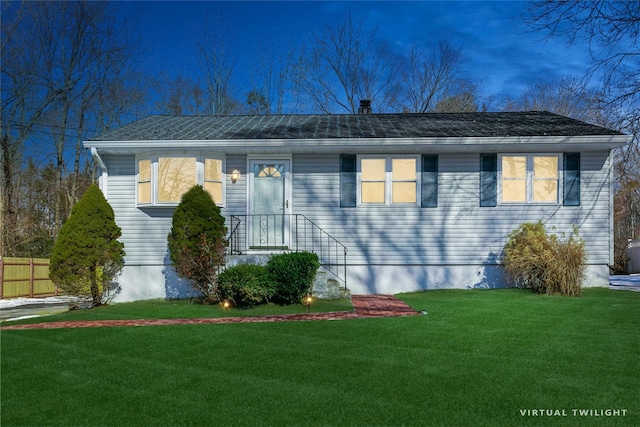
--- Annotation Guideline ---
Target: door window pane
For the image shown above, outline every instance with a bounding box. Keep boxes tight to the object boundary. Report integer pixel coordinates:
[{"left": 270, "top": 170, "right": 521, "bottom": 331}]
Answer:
[{"left": 256, "top": 164, "right": 284, "bottom": 177}]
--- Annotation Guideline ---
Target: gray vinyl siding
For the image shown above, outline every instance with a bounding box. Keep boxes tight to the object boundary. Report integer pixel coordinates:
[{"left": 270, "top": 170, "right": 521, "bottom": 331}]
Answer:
[
  {"left": 104, "top": 154, "right": 172, "bottom": 265},
  {"left": 104, "top": 153, "right": 249, "bottom": 266},
  {"left": 291, "top": 151, "right": 611, "bottom": 267},
  {"left": 225, "top": 154, "right": 247, "bottom": 215},
  {"left": 104, "top": 150, "right": 611, "bottom": 272}
]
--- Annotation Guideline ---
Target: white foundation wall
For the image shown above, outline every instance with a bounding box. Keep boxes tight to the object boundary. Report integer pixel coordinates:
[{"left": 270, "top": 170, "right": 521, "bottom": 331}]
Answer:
[
  {"left": 345, "top": 264, "right": 610, "bottom": 295},
  {"left": 112, "top": 263, "right": 609, "bottom": 302},
  {"left": 114, "top": 264, "right": 193, "bottom": 302}
]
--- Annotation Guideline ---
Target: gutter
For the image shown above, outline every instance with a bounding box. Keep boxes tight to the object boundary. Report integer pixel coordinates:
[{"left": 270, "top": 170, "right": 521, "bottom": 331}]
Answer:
[{"left": 83, "top": 134, "right": 631, "bottom": 155}]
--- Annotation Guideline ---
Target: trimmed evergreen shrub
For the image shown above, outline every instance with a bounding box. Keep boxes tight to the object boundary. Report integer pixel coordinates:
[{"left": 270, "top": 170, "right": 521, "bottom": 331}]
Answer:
[
  {"left": 267, "top": 252, "right": 320, "bottom": 304},
  {"left": 167, "top": 185, "right": 227, "bottom": 303},
  {"left": 217, "top": 264, "right": 277, "bottom": 308},
  {"left": 49, "top": 184, "right": 125, "bottom": 307},
  {"left": 503, "top": 221, "right": 587, "bottom": 296}
]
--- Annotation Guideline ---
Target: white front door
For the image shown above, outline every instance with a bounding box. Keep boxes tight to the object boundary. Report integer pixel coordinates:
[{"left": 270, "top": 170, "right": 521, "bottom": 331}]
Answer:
[{"left": 249, "top": 159, "right": 291, "bottom": 249}]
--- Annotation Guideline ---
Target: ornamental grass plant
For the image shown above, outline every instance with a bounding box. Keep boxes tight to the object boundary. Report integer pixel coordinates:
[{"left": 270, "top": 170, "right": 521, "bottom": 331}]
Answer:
[{"left": 503, "top": 221, "right": 587, "bottom": 296}]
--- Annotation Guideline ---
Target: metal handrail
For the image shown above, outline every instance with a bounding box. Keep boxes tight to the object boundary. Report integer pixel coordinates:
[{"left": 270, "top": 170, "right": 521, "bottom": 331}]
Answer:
[{"left": 226, "top": 214, "right": 347, "bottom": 289}]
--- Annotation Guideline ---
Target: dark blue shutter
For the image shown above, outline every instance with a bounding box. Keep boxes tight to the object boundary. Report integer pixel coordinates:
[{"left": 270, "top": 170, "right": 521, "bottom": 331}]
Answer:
[
  {"left": 421, "top": 155, "right": 438, "bottom": 207},
  {"left": 563, "top": 153, "right": 580, "bottom": 206},
  {"left": 340, "top": 154, "right": 357, "bottom": 207},
  {"left": 480, "top": 154, "right": 497, "bottom": 207}
]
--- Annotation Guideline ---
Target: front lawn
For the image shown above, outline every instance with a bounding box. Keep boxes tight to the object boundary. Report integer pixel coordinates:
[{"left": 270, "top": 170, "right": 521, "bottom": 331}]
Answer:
[{"left": 1, "top": 288, "right": 638, "bottom": 426}]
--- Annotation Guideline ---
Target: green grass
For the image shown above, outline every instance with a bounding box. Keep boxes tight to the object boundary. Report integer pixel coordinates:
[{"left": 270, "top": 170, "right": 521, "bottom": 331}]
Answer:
[
  {"left": 1, "top": 297, "right": 354, "bottom": 325},
  {"left": 2, "top": 288, "right": 639, "bottom": 426}
]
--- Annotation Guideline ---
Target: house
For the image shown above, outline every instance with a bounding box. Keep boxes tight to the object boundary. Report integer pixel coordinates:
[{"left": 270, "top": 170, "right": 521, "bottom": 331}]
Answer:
[{"left": 84, "top": 110, "right": 629, "bottom": 301}]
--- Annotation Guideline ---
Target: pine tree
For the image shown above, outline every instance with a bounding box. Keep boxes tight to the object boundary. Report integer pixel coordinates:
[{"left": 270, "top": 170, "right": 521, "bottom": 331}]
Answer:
[
  {"left": 168, "top": 185, "right": 227, "bottom": 302},
  {"left": 49, "top": 184, "right": 125, "bottom": 306}
]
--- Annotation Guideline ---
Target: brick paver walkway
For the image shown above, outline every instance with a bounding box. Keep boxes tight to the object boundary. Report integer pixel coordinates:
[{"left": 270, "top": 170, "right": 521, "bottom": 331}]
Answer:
[{"left": 0, "top": 295, "right": 419, "bottom": 330}]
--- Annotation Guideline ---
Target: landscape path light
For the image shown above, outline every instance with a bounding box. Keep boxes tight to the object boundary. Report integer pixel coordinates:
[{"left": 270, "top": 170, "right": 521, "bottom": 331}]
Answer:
[{"left": 304, "top": 295, "right": 313, "bottom": 314}]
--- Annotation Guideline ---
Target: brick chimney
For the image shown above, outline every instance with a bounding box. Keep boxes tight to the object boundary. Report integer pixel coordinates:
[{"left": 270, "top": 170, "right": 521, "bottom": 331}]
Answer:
[{"left": 358, "top": 99, "right": 372, "bottom": 114}]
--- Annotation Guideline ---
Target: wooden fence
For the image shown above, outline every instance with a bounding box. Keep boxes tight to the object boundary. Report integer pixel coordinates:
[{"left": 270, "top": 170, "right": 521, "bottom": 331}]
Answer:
[{"left": 0, "top": 257, "right": 58, "bottom": 299}]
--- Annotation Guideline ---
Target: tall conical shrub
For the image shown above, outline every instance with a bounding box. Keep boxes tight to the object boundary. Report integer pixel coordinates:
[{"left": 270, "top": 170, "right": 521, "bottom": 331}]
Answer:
[
  {"left": 49, "top": 184, "right": 125, "bottom": 306},
  {"left": 168, "top": 185, "right": 227, "bottom": 302}
]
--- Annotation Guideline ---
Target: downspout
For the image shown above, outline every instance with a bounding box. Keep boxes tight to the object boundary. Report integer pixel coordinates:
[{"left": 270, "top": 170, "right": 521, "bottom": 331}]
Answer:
[
  {"left": 608, "top": 149, "right": 614, "bottom": 269},
  {"left": 91, "top": 147, "right": 108, "bottom": 199}
]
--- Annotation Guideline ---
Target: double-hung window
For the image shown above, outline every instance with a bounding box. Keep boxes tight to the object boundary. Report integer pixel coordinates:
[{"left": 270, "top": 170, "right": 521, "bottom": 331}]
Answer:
[
  {"left": 500, "top": 154, "right": 560, "bottom": 204},
  {"left": 358, "top": 156, "right": 418, "bottom": 205},
  {"left": 137, "top": 155, "right": 225, "bottom": 206}
]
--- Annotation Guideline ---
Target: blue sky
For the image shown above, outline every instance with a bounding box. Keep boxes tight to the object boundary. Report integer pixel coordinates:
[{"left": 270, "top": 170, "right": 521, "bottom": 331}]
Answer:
[{"left": 130, "top": 1, "right": 595, "bottom": 107}]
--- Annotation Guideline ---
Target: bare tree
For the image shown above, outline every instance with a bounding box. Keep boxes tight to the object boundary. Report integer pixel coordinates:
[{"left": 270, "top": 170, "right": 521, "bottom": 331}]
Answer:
[
  {"left": 1, "top": 2, "right": 62, "bottom": 256},
  {"left": 524, "top": 1, "right": 639, "bottom": 153},
  {"left": 1, "top": 1, "right": 146, "bottom": 256},
  {"left": 247, "top": 39, "right": 299, "bottom": 114},
  {"left": 155, "top": 74, "right": 206, "bottom": 115},
  {"left": 433, "top": 91, "right": 480, "bottom": 113},
  {"left": 525, "top": 1, "right": 639, "bottom": 110},
  {"left": 194, "top": 12, "right": 241, "bottom": 115},
  {"left": 394, "top": 40, "right": 476, "bottom": 113},
  {"left": 293, "top": 15, "right": 397, "bottom": 114},
  {"left": 246, "top": 91, "right": 270, "bottom": 115},
  {"left": 499, "top": 77, "right": 601, "bottom": 121}
]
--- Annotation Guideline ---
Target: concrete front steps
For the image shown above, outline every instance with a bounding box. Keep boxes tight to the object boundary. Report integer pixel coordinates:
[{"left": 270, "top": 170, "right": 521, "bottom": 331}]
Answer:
[{"left": 312, "top": 270, "right": 350, "bottom": 300}]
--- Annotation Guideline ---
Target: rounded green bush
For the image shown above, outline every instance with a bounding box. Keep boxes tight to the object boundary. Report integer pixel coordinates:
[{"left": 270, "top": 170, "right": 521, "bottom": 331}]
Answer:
[
  {"left": 217, "top": 264, "right": 277, "bottom": 308},
  {"left": 267, "top": 252, "right": 320, "bottom": 305}
]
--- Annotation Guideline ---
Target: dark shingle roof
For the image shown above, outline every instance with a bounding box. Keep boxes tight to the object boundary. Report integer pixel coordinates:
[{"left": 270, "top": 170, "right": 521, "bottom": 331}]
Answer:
[{"left": 90, "top": 111, "right": 623, "bottom": 141}]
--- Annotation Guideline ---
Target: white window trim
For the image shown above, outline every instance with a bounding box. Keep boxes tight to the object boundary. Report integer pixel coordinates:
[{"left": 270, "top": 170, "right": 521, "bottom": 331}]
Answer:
[
  {"left": 357, "top": 155, "right": 420, "bottom": 206},
  {"left": 498, "top": 153, "right": 562, "bottom": 205},
  {"left": 136, "top": 153, "right": 226, "bottom": 207}
]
